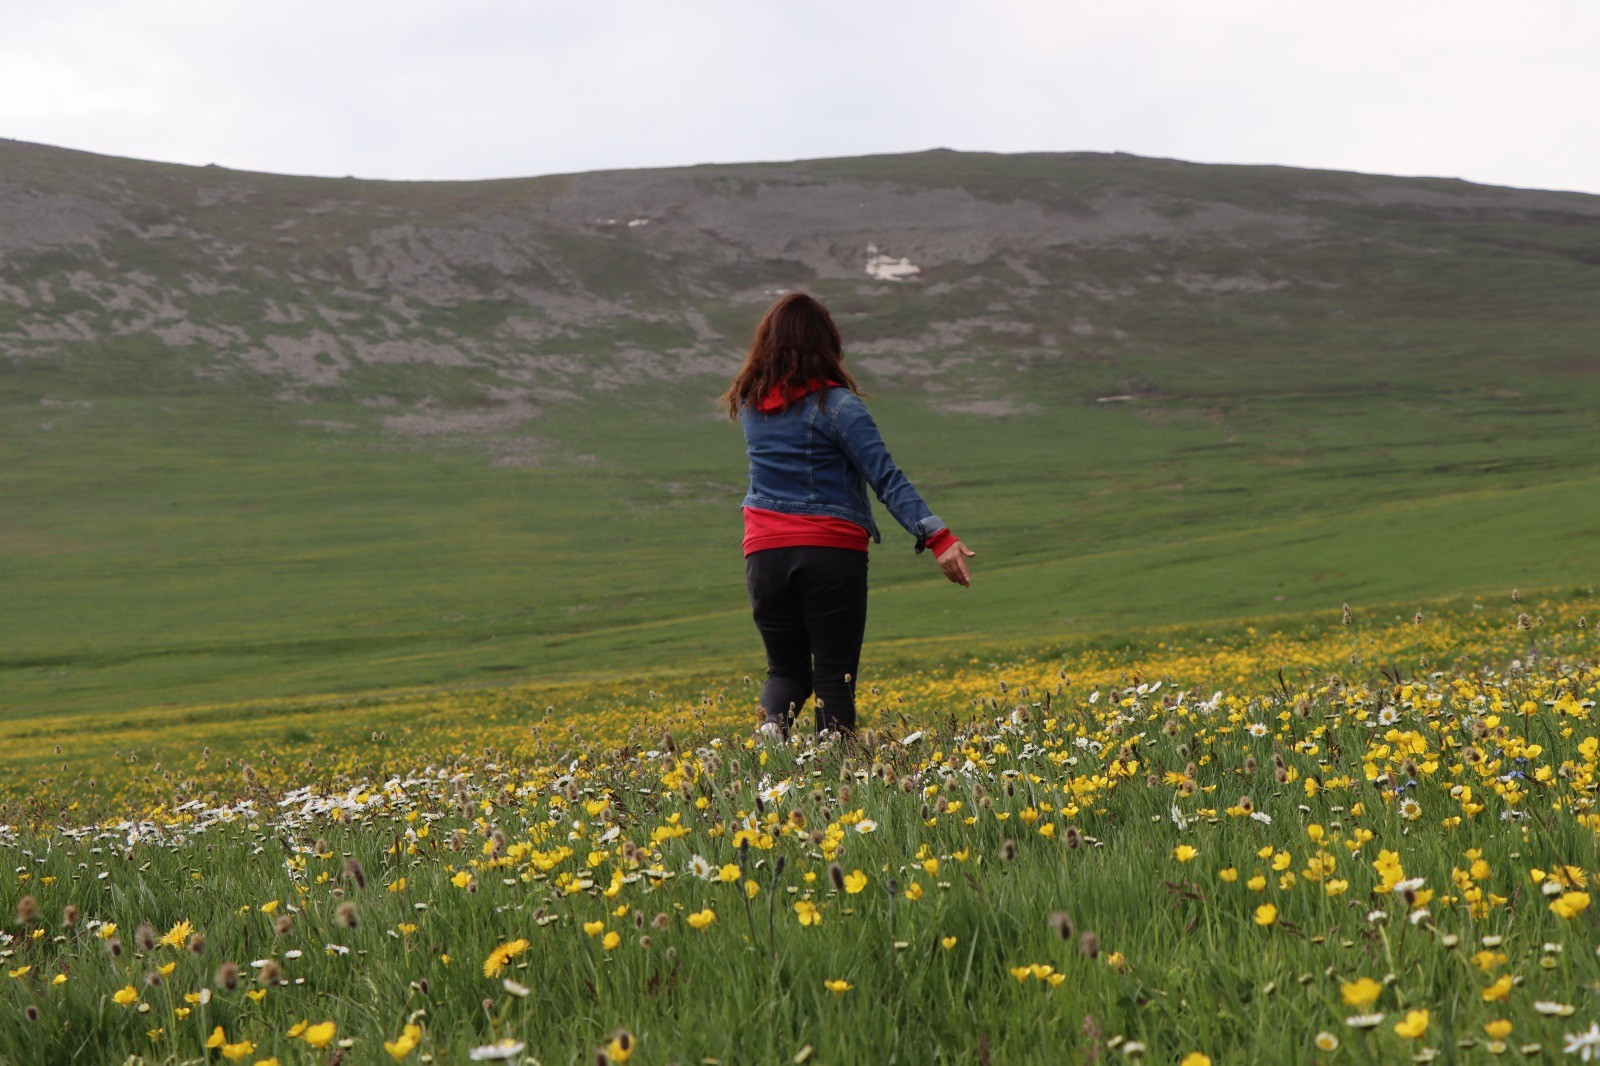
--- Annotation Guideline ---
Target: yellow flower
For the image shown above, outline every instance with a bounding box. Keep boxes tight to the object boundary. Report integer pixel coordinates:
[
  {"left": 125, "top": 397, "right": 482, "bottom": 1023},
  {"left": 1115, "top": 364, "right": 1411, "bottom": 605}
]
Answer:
[
  {"left": 1551, "top": 891, "right": 1590, "bottom": 920},
  {"left": 260, "top": 900, "right": 280, "bottom": 914},
  {"left": 451, "top": 871, "right": 473, "bottom": 889},
  {"left": 794, "top": 901, "right": 821, "bottom": 926},
  {"left": 209, "top": 1026, "right": 229, "bottom": 1048},
  {"left": 1393, "top": 1009, "right": 1429, "bottom": 1040},
  {"left": 1173, "top": 845, "right": 1198, "bottom": 863},
  {"left": 602, "top": 931, "right": 622, "bottom": 950},
  {"left": 384, "top": 1024, "right": 424, "bottom": 1061},
  {"left": 687, "top": 908, "right": 716, "bottom": 930},
  {"left": 824, "top": 979, "right": 853, "bottom": 994},
  {"left": 220, "top": 1041, "right": 256, "bottom": 1061},
  {"left": 8, "top": 966, "right": 30, "bottom": 978},
  {"left": 1180, "top": 1054, "right": 1212, "bottom": 1066},
  {"left": 1106, "top": 952, "right": 1129, "bottom": 972},
  {"left": 843, "top": 870, "right": 868, "bottom": 894},
  {"left": 606, "top": 1031, "right": 635, "bottom": 1063},
  {"left": 1484, "top": 1020, "right": 1512, "bottom": 1039},
  {"left": 1253, "top": 903, "right": 1277, "bottom": 926},
  {"left": 255, "top": 1059, "right": 280, "bottom": 1066},
  {"left": 113, "top": 984, "right": 139, "bottom": 1007},
  {"left": 157, "top": 919, "right": 193, "bottom": 949},
  {"left": 717, "top": 864, "right": 741, "bottom": 883},
  {"left": 287, "top": 1020, "right": 309, "bottom": 1038},
  {"left": 744, "top": 880, "right": 760, "bottom": 900},
  {"left": 1009, "top": 966, "right": 1031, "bottom": 982},
  {"left": 96, "top": 923, "right": 118, "bottom": 940},
  {"left": 583, "top": 921, "right": 605, "bottom": 937},
  {"left": 51, "top": 974, "right": 67, "bottom": 986},
  {"left": 1341, "top": 977, "right": 1382, "bottom": 1008},
  {"left": 922, "top": 858, "right": 940, "bottom": 876},
  {"left": 941, "top": 936, "right": 958, "bottom": 950},
  {"left": 246, "top": 989, "right": 268, "bottom": 1003},
  {"left": 300, "top": 1021, "right": 337, "bottom": 1049},
  {"left": 1246, "top": 874, "right": 1267, "bottom": 892},
  {"left": 483, "top": 938, "right": 530, "bottom": 978},
  {"left": 1218, "top": 867, "right": 1238, "bottom": 882},
  {"left": 904, "top": 881, "right": 924, "bottom": 901},
  {"left": 1481, "top": 975, "right": 1513, "bottom": 1001}
]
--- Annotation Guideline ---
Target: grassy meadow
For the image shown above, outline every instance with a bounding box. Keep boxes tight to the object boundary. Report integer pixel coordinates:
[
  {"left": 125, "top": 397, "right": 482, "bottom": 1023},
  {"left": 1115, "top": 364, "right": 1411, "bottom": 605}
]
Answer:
[{"left": 4, "top": 594, "right": 1600, "bottom": 1063}]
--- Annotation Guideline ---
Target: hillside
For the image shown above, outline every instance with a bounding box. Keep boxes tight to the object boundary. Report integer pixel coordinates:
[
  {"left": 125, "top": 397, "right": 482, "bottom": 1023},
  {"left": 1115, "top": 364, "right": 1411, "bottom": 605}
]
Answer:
[{"left": 4, "top": 139, "right": 1600, "bottom": 718}]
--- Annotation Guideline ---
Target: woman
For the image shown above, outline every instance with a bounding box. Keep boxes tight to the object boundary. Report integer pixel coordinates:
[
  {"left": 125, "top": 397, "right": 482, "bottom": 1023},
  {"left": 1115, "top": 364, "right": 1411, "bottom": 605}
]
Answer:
[{"left": 722, "top": 292, "right": 975, "bottom": 741}]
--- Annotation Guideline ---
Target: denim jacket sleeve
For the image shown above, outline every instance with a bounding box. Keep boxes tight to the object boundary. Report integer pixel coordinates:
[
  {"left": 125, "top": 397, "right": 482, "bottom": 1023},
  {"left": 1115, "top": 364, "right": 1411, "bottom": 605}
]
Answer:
[{"left": 828, "top": 392, "right": 945, "bottom": 552}]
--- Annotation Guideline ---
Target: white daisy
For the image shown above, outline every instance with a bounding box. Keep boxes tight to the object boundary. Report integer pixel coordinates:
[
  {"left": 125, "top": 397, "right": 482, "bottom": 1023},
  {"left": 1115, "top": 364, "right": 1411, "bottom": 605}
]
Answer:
[{"left": 468, "top": 1039, "right": 526, "bottom": 1060}]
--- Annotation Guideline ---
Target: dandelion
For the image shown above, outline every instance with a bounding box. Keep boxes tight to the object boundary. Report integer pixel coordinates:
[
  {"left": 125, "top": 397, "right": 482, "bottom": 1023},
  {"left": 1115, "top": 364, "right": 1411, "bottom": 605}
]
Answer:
[
  {"left": 156, "top": 919, "right": 192, "bottom": 949},
  {"left": 482, "top": 938, "right": 529, "bottom": 978}
]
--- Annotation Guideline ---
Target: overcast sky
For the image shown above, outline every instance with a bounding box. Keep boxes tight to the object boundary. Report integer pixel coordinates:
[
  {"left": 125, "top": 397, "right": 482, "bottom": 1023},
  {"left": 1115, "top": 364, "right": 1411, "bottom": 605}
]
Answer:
[{"left": 3, "top": 0, "right": 1598, "bottom": 194}]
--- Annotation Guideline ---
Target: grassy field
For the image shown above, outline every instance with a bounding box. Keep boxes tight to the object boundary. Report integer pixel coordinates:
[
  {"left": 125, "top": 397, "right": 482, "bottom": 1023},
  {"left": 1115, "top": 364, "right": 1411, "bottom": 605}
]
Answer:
[
  {"left": 2, "top": 594, "right": 1598, "bottom": 1063},
  {"left": 5, "top": 144, "right": 1600, "bottom": 726}
]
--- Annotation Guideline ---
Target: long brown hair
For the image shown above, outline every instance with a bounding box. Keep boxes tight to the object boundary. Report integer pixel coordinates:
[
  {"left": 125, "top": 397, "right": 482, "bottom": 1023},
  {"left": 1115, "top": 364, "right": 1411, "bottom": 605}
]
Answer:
[{"left": 721, "top": 293, "right": 862, "bottom": 419}]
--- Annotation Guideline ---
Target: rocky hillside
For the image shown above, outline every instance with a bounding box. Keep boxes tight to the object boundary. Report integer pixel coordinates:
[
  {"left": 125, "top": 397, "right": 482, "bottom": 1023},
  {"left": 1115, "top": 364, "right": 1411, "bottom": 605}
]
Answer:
[{"left": 7, "top": 139, "right": 1600, "bottom": 438}]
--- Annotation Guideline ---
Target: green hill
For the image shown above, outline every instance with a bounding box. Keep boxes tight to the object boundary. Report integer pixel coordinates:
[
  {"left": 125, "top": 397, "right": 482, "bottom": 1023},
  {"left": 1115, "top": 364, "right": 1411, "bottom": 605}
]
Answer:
[{"left": 3, "top": 139, "right": 1600, "bottom": 718}]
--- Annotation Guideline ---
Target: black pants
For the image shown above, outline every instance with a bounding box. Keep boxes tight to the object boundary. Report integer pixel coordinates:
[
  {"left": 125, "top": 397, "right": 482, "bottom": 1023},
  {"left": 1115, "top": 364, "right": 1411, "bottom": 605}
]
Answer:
[{"left": 745, "top": 546, "right": 868, "bottom": 734}]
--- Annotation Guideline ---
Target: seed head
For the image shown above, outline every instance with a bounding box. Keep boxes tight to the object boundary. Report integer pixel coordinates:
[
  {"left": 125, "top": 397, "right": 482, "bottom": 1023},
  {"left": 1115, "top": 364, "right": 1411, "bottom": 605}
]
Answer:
[
  {"left": 1049, "top": 911, "right": 1074, "bottom": 940},
  {"left": 273, "top": 915, "right": 294, "bottom": 936},
  {"left": 60, "top": 904, "right": 79, "bottom": 928},
  {"left": 334, "top": 902, "right": 359, "bottom": 929},
  {"left": 342, "top": 857, "right": 367, "bottom": 890},
  {"left": 134, "top": 922, "right": 156, "bottom": 952},
  {"left": 187, "top": 933, "right": 206, "bottom": 955},
  {"left": 14, "top": 896, "right": 38, "bottom": 925},
  {"left": 1001, "top": 839, "right": 1018, "bottom": 862},
  {"left": 1079, "top": 930, "right": 1100, "bottom": 959},
  {"left": 258, "top": 959, "right": 282, "bottom": 986},
  {"left": 215, "top": 962, "right": 240, "bottom": 991},
  {"left": 828, "top": 863, "right": 846, "bottom": 892}
]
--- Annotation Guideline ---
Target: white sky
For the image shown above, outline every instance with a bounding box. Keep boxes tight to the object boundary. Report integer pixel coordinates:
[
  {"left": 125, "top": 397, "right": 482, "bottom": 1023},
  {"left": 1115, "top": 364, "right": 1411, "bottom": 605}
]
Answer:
[{"left": 3, "top": 0, "right": 1598, "bottom": 193}]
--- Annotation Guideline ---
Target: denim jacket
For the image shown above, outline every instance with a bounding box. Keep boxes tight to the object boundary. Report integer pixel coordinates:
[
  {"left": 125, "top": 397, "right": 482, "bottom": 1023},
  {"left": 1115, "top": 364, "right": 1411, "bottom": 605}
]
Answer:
[{"left": 741, "top": 387, "right": 945, "bottom": 551}]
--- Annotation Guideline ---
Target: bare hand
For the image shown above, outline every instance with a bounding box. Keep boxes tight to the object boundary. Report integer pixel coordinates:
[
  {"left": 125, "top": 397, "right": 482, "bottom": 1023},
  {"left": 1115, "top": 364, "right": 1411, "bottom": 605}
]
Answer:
[{"left": 937, "top": 540, "right": 976, "bottom": 587}]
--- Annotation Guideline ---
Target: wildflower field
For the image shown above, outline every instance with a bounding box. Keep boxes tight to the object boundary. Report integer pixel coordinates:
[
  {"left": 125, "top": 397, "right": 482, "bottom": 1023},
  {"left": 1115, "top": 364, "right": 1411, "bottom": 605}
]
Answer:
[{"left": 5, "top": 591, "right": 1600, "bottom": 1064}]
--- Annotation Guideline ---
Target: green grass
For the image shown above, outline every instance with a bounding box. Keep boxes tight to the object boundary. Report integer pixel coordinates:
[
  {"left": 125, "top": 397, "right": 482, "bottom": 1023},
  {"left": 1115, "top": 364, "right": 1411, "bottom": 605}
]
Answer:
[{"left": 3, "top": 143, "right": 1600, "bottom": 723}]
